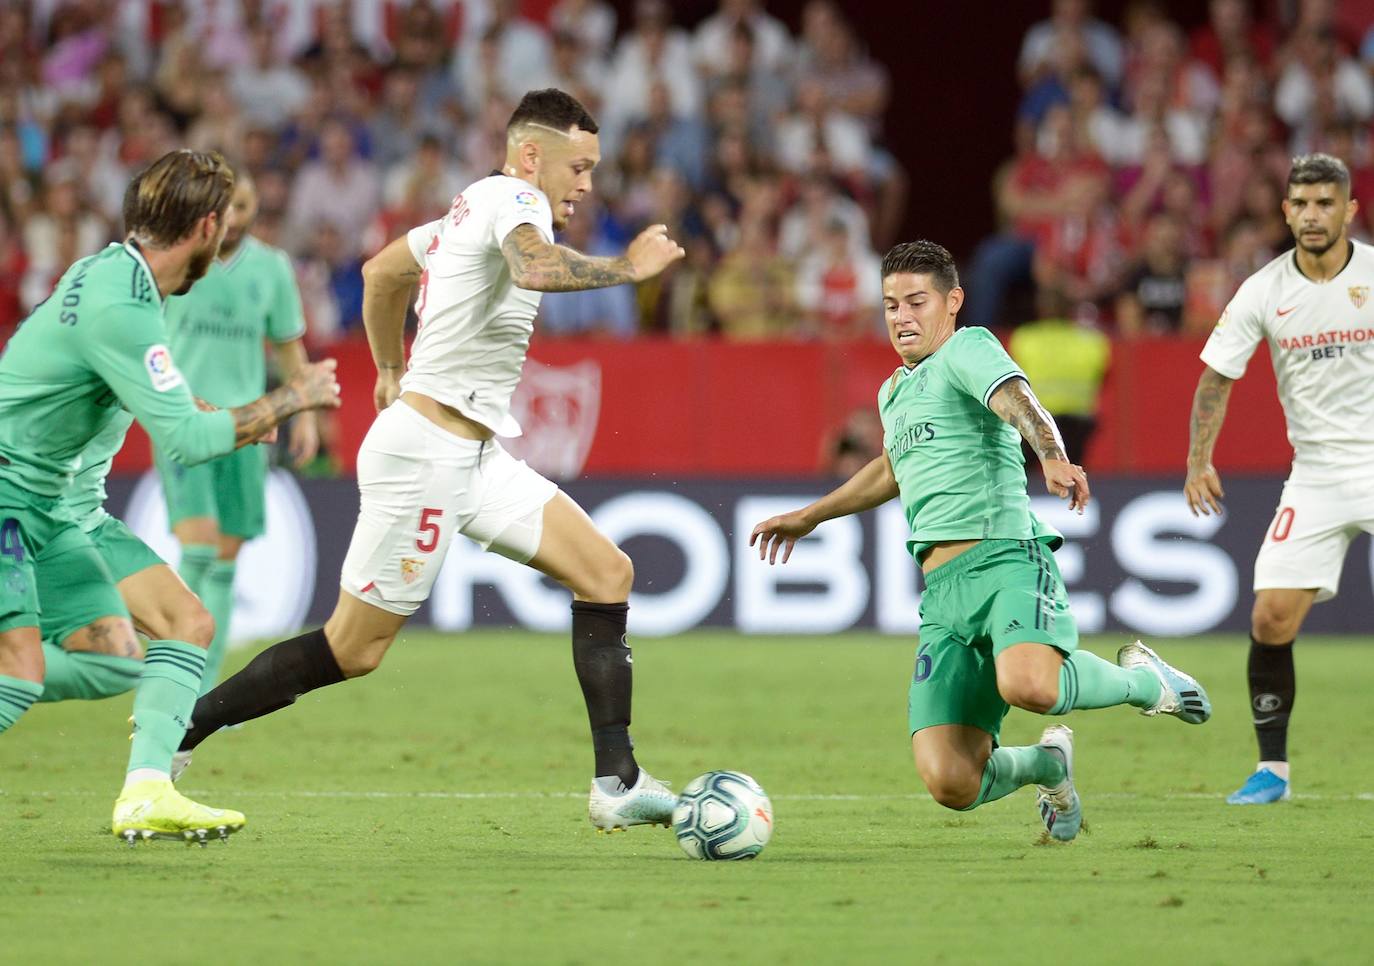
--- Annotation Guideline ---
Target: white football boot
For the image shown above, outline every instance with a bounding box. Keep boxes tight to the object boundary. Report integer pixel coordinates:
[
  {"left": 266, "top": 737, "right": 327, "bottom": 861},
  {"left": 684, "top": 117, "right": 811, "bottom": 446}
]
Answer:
[{"left": 588, "top": 769, "right": 676, "bottom": 832}]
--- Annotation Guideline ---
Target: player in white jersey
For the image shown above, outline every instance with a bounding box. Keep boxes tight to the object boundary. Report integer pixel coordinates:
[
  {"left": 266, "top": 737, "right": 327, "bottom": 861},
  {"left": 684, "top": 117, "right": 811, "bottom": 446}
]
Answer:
[
  {"left": 1185, "top": 154, "right": 1374, "bottom": 805},
  {"left": 175, "top": 89, "right": 690, "bottom": 832}
]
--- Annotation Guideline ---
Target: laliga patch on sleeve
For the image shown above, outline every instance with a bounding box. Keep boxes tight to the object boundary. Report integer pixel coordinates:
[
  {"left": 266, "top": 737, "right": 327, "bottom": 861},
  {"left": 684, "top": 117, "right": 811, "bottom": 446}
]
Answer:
[
  {"left": 514, "top": 190, "right": 540, "bottom": 208},
  {"left": 143, "top": 344, "right": 184, "bottom": 392}
]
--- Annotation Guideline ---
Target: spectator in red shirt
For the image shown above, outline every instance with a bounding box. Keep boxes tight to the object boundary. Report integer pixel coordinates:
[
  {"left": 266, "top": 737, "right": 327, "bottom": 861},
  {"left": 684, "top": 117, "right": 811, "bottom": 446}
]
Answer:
[
  {"left": 964, "top": 104, "right": 1105, "bottom": 327},
  {"left": 795, "top": 217, "right": 882, "bottom": 340},
  {"left": 1032, "top": 167, "right": 1125, "bottom": 318}
]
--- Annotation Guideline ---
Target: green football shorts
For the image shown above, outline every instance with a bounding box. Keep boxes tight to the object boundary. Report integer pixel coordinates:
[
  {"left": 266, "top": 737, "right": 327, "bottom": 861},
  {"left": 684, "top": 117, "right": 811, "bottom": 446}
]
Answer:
[
  {"left": 907, "top": 538, "right": 1079, "bottom": 740},
  {"left": 0, "top": 480, "right": 127, "bottom": 638},
  {"left": 155, "top": 443, "right": 268, "bottom": 539},
  {"left": 37, "top": 513, "right": 163, "bottom": 646}
]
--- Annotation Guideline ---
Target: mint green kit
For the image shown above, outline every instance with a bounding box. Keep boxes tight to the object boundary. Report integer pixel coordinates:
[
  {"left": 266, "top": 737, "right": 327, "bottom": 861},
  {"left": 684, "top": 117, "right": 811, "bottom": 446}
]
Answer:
[{"left": 879, "top": 327, "right": 1076, "bottom": 738}]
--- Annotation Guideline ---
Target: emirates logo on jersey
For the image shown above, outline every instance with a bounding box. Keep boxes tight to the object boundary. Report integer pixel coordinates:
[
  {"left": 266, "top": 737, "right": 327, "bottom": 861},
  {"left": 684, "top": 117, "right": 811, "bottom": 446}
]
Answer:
[{"left": 1349, "top": 286, "right": 1369, "bottom": 308}]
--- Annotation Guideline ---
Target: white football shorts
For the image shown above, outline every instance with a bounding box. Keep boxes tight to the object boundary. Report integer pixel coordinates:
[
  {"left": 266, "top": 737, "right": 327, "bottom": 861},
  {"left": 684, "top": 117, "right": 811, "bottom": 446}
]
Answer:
[
  {"left": 340, "top": 399, "right": 558, "bottom": 615},
  {"left": 1253, "top": 476, "right": 1374, "bottom": 602}
]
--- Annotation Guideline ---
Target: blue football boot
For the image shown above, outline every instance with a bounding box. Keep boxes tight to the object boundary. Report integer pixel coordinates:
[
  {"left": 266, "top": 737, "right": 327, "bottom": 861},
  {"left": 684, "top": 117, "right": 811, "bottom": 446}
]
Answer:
[
  {"left": 1117, "top": 640, "right": 1211, "bottom": 724},
  {"left": 1227, "top": 767, "right": 1291, "bottom": 805}
]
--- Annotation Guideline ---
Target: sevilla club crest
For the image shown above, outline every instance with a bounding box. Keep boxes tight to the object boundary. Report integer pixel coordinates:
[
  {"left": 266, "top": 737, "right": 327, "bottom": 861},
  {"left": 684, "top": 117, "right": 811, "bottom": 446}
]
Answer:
[
  {"left": 1349, "top": 285, "right": 1369, "bottom": 308},
  {"left": 400, "top": 558, "right": 426, "bottom": 584},
  {"left": 504, "top": 359, "right": 601, "bottom": 480}
]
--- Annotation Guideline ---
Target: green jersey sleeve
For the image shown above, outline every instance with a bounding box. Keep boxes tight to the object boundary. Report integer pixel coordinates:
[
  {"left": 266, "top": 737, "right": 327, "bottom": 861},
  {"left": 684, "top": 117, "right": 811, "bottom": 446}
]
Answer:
[
  {"left": 265, "top": 248, "right": 307, "bottom": 344},
  {"left": 943, "top": 327, "right": 1026, "bottom": 408},
  {"left": 81, "top": 299, "right": 236, "bottom": 466}
]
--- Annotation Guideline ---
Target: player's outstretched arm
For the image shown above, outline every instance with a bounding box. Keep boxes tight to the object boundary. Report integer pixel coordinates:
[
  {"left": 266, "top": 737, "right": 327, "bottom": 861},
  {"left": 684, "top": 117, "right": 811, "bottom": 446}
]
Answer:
[
  {"left": 988, "top": 377, "right": 1090, "bottom": 513},
  {"left": 1184, "top": 365, "right": 1234, "bottom": 517},
  {"left": 501, "top": 223, "right": 685, "bottom": 292},
  {"left": 750, "top": 454, "right": 899, "bottom": 564},
  {"left": 361, "top": 234, "right": 422, "bottom": 411},
  {"left": 86, "top": 303, "right": 340, "bottom": 465},
  {"left": 228, "top": 360, "right": 341, "bottom": 448}
]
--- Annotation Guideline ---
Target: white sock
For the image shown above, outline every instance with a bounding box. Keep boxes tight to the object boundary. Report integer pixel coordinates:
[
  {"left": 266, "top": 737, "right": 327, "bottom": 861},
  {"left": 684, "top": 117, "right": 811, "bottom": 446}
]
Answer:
[
  {"left": 594, "top": 775, "right": 630, "bottom": 796},
  {"left": 124, "top": 767, "right": 171, "bottom": 788},
  {"left": 1258, "top": 760, "right": 1290, "bottom": 781}
]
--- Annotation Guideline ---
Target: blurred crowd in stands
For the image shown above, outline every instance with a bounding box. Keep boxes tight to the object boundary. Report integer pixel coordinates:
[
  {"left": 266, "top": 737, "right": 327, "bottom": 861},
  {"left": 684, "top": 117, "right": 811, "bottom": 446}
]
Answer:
[
  {"left": 5, "top": 0, "right": 1373, "bottom": 476},
  {"left": 969, "top": 0, "right": 1374, "bottom": 338},
  {"left": 0, "top": 0, "right": 905, "bottom": 346}
]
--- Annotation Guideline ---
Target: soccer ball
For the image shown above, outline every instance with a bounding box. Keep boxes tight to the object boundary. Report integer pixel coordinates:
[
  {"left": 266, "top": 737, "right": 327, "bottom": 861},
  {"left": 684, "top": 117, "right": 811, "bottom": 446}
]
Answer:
[{"left": 672, "top": 770, "right": 773, "bottom": 860}]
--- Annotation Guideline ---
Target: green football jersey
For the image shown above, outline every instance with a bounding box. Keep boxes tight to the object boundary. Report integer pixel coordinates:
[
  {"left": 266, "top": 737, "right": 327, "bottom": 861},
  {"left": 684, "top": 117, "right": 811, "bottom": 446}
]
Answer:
[
  {"left": 0, "top": 242, "right": 235, "bottom": 499},
  {"left": 163, "top": 236, "right": 306, "bottom": 408},
  {"left": 879, "top": 326, "right": 1060, "bottom": 559},
  {"left": 64, "top": 409, "right": 134, "bottom": 532}
]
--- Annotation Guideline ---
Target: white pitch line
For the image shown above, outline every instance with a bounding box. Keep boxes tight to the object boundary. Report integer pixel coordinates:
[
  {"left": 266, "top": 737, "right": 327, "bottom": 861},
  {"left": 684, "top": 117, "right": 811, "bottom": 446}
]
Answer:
[{"left": 5, "top": 790, "right": 1373, "bottom": 802}]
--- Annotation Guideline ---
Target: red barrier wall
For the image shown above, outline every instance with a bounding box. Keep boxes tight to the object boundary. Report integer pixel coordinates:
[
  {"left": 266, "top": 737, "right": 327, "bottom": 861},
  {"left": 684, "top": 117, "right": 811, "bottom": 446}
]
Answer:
[{"left": 112, "top": 335, "right": 1290, "bottom": 477}]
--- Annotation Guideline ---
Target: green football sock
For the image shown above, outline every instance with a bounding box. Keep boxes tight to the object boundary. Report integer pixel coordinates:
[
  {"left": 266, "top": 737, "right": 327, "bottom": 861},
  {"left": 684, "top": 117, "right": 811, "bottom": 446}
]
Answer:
[
  {"left": 962, "top": 745, "right": 1066, "bottom": 810},
  {"left": 198, "top": 559, "right": 237, "bottom": 694},
  {"left": 37, "top": 643, "right": 142, "bottom": 702},
  {"left": 127, "top": 640, "right": 205, "bottom": 773},
  {"left": 1049, "top": 650, "right": 1162, "bottom": 715},
  {"left": 0, "top": 675, "right": 44, "bottom": 733},
  {"left": 178, "top": 543, "right": 216, "bottom": 598}
]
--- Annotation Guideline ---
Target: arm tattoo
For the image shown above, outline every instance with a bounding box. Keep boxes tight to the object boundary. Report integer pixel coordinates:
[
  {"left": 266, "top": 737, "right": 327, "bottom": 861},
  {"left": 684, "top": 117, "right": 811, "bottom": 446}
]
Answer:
[
  {"left": 1187, "top": 366, "right": 1235, "bottom": 469},
  {"left": 989, "top": 378, "right": 1069, "bottom": 463},
  {"left": 501, "top": 224, "right": 635, "bottom": 292},
  {"left": 229, "top": 384, "right": 303, "bottom": 447}
]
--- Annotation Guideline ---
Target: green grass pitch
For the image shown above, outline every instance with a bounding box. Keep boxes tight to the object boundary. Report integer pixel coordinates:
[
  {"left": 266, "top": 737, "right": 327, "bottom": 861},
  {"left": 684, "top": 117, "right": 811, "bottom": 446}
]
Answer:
[{"left": 4, "top": 632, "right": 1372, "bottom": 964}]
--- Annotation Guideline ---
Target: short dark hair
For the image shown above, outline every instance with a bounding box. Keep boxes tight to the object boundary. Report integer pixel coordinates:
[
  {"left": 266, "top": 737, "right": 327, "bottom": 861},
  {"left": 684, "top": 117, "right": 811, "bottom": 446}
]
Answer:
[
  {"left": 1288, "top": 153, "right": 1350, "bottom": 193},
  {"left": 123, "top": 149, "right": 235, "bottom": 248},
  {"left": 507, "top": 88, "right": 598, "bottom": 136},
  {"left": 881, "top": 240, "right": 960, "bottom": 294}
]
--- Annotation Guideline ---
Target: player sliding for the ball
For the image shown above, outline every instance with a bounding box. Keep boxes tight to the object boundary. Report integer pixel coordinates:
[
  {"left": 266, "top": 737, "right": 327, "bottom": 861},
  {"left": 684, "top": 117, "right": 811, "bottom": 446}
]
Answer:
[
  {"left": 175, "top": 89, "right": 688, "bottom": 833},
  {"left": 750, "top": 241, "right": 1211, "bottom": 841}
]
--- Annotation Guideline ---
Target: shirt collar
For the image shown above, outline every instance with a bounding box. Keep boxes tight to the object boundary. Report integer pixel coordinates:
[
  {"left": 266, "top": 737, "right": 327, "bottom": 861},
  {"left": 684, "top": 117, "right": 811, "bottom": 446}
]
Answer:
[
  {"left": 122, "top": 239, "right": 163, "bottom": 306},
  {"left": 221, "top": 238, "right": 250, "bottom": 272}
]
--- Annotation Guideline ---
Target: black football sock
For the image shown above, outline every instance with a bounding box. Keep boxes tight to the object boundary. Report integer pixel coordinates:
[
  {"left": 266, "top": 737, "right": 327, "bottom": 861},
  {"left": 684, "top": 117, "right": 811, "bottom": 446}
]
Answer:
[
  {"left": 571, "top": 601, "right": 638, "bottom": 787},
  {"left": 179, "top": 628, "right": 344, "bottom": 752},
  {"left": 1248, "top": 636, "right": 1295, "bottom": 763}
]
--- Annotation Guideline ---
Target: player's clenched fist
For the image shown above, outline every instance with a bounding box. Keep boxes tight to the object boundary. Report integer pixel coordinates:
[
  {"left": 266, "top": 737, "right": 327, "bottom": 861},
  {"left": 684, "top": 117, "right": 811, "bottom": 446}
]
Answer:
[
  {"left": 626, "top": 224, "right": 686, "bottom": 281},
  {"left": 749, "top": 511, "right": 816, "bottom": 565},
  {"left": 289, "top": 358, "right": 343, "bottom": 409}
]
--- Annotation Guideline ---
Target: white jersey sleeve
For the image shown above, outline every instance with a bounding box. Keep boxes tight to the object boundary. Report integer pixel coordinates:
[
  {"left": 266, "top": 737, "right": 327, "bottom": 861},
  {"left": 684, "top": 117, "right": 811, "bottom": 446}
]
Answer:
[
  {"left": 396, "top": 175, "right": 553, "bottom": 438},
  {"left": 1200, "top": 273, "right": 1268, "bottom": 379},
  {"left": 490, "top": 185, "right": 555, "bottom": 250},
  {"left": 406, "top": 218, "right": 443, "bottom": 264}
]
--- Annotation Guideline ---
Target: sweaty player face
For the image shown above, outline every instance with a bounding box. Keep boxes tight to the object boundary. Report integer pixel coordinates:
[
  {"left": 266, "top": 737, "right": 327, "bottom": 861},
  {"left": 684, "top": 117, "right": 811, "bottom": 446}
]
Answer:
[
  {"left": 882, "top": 272, "right": 962, "bottom": 366},
  {"left": 1283, "top": 182, "right": 1357, "bottom": 257},
  {"left": 537, "top": 126, "right": 600, "bottom": 231},
  {"left": 219, "top": 179, "right": 260, "bottom": 256}
]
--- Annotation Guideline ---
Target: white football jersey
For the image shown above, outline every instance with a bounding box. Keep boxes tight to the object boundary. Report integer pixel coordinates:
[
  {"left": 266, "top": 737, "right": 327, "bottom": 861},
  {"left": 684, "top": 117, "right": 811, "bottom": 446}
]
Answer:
[
  {"left": 1201, "top": 239, "right": 1374, "bottom": 482},
  {"left": 401, "top": 174, "right": 555, "bottom": 437}
]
